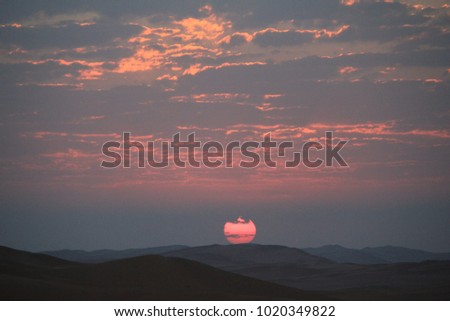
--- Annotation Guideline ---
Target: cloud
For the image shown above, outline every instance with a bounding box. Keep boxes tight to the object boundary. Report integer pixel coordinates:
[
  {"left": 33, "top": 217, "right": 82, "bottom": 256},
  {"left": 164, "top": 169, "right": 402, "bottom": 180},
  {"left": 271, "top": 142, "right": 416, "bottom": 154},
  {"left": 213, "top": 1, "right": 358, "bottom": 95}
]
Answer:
[
  {"left": 52, "top": 47, "right": 135, "bottom": 61},
  {"left": 252, "top": 29, "right": 316, "bottom": 47},
  {"left": 0, "top": 61, "right": 88, "bottom": 84},
  {"left": 333, "top": 49, "right": 450, "bottom": 68},
  {"left": 0, "top": 22, "right": 143, "bottom": 50},
  {"left": 0, "top": 1, "right": 202, "bottom": 24},
  {"left": 210, "top": 0, "right": 344, "bottom": 29},
  {"left": 219, "top": 32, "right": 253, "bottom": 47},
  {"left": 1, "top": 0, "right": 448, "bottom": 90}
]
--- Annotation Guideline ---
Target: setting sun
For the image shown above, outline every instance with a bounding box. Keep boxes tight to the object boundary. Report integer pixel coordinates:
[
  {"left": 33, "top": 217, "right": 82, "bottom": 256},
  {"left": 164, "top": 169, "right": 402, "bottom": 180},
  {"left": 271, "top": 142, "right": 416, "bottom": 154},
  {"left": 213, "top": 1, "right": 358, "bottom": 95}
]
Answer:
[{"left": 224, "top": 217, "right": 256, "bottom": 244}]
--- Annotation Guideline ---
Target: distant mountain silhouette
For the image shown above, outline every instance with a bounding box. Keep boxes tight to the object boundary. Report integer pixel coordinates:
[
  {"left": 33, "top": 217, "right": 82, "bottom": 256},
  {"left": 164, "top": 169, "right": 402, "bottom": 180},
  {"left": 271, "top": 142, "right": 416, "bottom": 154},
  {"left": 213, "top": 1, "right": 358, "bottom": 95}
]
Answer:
[
  {"left": 165, "top": 244, "right": 332, "bottom": 268},
  {"left": 361, "top": 246, "right": 450, "bottom": 263},
  {"left": 302, "top": 245, "right": 450, "bottom": 264},
  {"left": 0, "top": 245, "right": 326, "bottom": 300},
  {"left": 42, "top": 245, "right": 188, "bottom": 263}
]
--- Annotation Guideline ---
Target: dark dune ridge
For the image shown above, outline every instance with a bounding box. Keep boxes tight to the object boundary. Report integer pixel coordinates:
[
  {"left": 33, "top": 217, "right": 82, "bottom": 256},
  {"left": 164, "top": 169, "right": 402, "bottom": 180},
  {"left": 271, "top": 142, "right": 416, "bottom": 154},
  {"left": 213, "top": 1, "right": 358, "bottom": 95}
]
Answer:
[{"left": 0, "top": 246, "right": 326, "bottom": 300}]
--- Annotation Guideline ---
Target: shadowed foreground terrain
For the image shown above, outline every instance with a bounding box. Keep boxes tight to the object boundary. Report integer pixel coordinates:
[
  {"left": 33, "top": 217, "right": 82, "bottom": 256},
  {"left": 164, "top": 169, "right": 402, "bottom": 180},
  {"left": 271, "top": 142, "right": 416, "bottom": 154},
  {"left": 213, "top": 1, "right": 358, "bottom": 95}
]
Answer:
[
  {"left": 164, "top": 244, "right": 450, "bottom": 300},
  {"left": 0, "top": 246, "right": 326, "bottom": 300}
]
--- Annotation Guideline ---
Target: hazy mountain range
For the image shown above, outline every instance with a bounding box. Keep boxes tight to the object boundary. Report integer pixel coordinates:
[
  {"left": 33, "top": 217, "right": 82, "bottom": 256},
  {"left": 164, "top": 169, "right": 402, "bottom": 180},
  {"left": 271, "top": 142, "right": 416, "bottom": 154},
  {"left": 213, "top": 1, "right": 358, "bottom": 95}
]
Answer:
[
  {"left": 302, "top": 245, "right": 450, "bottom": 264},
  {"left": 41, "top": 245, "right": 188, "bottom": 263},
  {"left": 1, "top": 244, "right": 450, "bottom": 300}
]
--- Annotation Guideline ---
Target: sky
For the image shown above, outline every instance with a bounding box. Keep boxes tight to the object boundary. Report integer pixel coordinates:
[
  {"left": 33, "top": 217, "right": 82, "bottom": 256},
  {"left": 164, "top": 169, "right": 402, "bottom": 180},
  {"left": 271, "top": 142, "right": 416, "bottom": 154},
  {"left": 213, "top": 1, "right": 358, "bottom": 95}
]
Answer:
[{"left": 0, "top": 0, "right": 449, "bottom": 252}]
